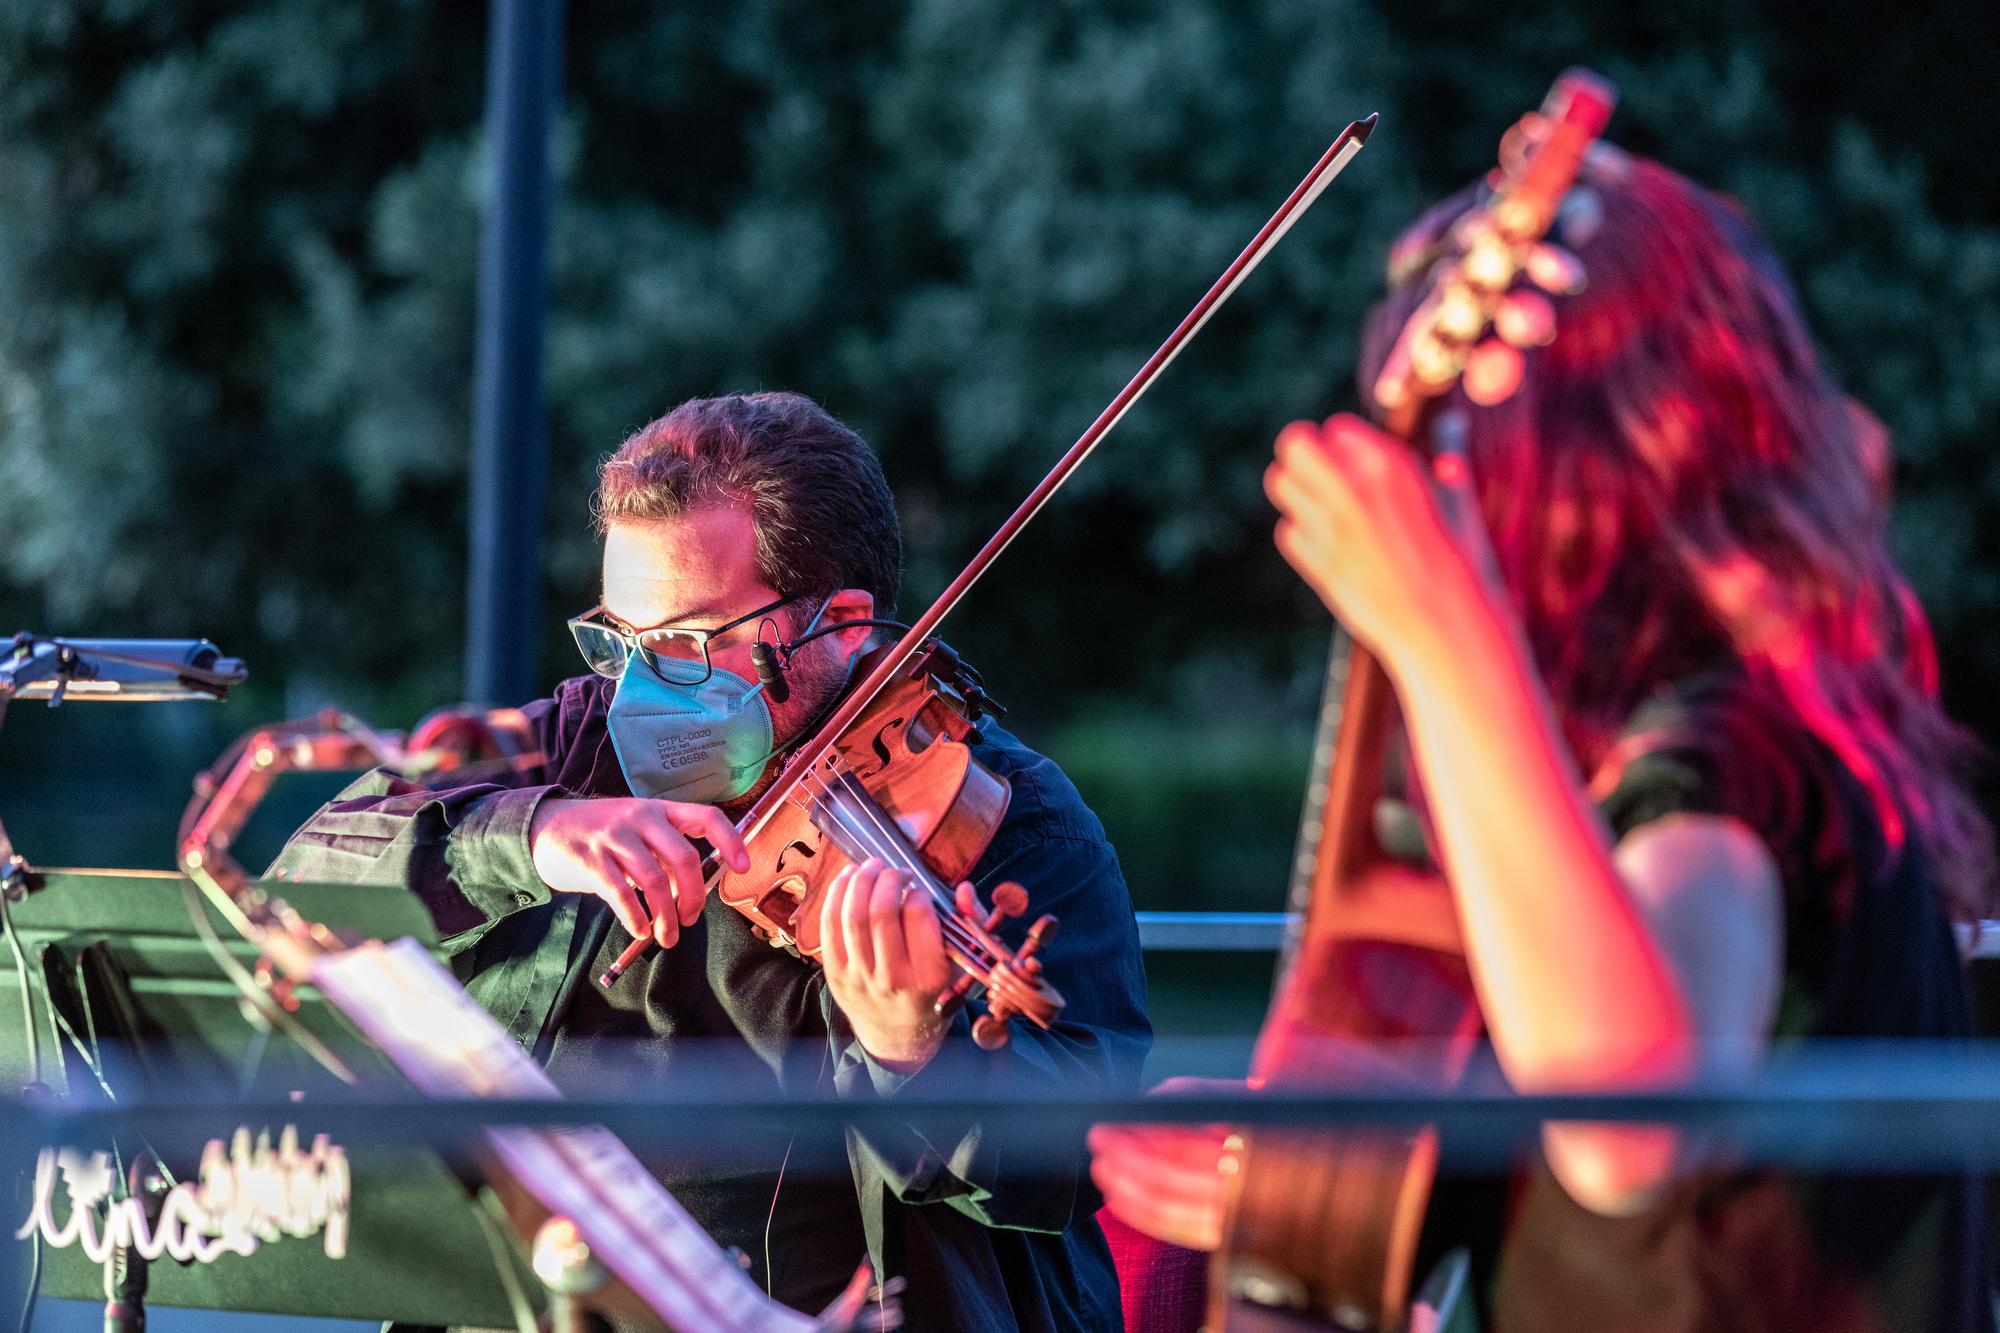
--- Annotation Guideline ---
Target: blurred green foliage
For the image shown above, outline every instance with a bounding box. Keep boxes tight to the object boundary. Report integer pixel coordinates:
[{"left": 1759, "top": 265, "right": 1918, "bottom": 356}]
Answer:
[{"left": 3, "top": 1, "right": 1998, "bottom": 907}]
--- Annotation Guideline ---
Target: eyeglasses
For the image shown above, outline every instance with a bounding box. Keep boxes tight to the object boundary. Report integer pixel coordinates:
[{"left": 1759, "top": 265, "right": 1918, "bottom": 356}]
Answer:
[{"left": 567, "top": 595, "right": 797, "bottom": 686}]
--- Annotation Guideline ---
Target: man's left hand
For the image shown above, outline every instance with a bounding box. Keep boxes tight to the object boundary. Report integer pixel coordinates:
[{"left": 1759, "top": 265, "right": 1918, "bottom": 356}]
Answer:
[{"left": 819, "top": 858, "right": 969, "bottom": 1074}]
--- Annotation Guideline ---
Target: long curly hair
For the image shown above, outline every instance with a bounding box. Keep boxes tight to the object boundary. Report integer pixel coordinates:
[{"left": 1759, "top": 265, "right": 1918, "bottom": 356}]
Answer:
[{"left": 1361, "top": 152, "right": 1994, "bottom": 922}]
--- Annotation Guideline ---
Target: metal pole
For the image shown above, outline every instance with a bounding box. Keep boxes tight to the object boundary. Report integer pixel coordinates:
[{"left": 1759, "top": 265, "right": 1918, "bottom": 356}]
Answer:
[{"left": 465, "top": 0, "right": 563, "bottom": 705}]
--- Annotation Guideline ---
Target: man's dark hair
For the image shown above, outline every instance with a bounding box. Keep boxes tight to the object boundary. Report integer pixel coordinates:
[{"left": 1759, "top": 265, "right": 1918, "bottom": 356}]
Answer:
[{"left": 595, "top": 392, "right": 902, "bottom": 617}]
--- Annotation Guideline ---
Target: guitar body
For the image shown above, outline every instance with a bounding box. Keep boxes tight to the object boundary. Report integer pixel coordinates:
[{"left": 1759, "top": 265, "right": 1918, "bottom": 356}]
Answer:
[
  {"left": 1210, "top": 651, "right": 1480, "bottom": 1332},
  {"left": 1221, "top": 929, "right": 1479, "bottom": 1330}
]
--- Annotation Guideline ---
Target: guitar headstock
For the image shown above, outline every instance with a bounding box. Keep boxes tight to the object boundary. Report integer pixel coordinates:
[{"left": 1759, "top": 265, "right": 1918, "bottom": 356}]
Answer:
[{"left": 1372, "top": 69, "right": 1618, "bottom": 429}]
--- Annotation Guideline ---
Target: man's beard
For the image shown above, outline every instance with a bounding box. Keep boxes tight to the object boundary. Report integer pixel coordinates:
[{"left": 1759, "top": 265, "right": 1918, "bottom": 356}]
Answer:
[{"left": 722, "top": 646, "right": 852, "bottom": 816}]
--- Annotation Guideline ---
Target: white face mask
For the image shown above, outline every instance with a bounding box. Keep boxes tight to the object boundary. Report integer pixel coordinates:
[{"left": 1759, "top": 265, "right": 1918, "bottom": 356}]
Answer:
[{"left": 604, "top": 656, "right": 776, "bottom": 805}]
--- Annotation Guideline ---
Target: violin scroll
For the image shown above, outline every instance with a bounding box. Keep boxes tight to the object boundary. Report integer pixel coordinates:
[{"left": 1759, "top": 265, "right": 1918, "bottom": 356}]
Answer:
[
  {"left": 973, "top": 913, "right": 1060, "bottom": 1050},
  {"left": 930, "top": 879, "right": 1063, "bottom": 1050}
]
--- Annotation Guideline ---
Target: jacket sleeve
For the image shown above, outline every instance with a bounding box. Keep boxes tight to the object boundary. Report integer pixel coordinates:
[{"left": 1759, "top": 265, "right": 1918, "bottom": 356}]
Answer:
[
  {"left": 265, "top": 694, "right": 571, "bottom": 950},
  {"left": 827, "top": 824, "right": 1153, "bottom": 1232}
]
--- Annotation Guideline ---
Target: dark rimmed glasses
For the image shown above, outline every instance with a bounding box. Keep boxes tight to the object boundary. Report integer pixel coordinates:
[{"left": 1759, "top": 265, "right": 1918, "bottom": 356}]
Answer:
[{"left": 567, "top": 594, "right": 796, "bottom": 686}]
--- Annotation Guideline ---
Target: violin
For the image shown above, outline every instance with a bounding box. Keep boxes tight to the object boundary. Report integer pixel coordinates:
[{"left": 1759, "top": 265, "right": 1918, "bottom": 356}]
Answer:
[
  {"left": 597, "top": 113, "right": 1380, "bottom": 1047},
  {"left": 718, "top": 633, "right": 1065, "bottom": 1050},
  {"left": 1209, "top": 70, "right": 1616, "bottom": 1331}
]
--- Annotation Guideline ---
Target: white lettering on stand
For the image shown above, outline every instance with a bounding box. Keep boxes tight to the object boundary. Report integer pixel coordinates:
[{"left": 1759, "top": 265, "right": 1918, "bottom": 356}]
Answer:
[{"left": 16, "top": 1127, "right": 350, "bottom": 1264}]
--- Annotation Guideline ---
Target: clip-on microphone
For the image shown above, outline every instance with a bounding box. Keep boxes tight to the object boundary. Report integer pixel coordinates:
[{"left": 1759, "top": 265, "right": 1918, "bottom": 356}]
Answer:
[
  {"left": 751, "top": 617, "right": 915, "bottom": 709},
  {"left": 749, "top": 641, "right": 791, "bottom": 703}
]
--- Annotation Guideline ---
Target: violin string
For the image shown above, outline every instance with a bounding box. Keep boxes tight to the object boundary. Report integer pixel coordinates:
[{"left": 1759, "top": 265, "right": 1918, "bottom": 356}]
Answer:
[
  {"left": 794, "top": 765, "right": 997, "bottom": 966},
  {"left": 819, "top": 765, "right": 959, "bottom": 907},
  {"left": 800, "top": 764, "right": 1039, "bottom": 1012},
  {"left": 817, "top": 771, "right": 1023, "bottom": 1000},
  {"left": 794, "top": 765, "right": 935, "bottom": 895},
  {"left": 795, "top": 767, "right": 984, "bottom": 957}
]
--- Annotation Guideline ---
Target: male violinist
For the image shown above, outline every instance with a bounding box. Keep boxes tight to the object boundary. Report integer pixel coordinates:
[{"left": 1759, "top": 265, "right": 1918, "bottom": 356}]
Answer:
[{"left": 274, "top": 391, "right": 1151, "bottom": 1331}]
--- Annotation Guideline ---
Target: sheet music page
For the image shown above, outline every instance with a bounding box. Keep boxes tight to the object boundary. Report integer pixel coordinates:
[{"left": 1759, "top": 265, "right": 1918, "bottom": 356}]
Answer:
[{"left": 314, "top": 938, "right": 818, "bottom": 1332}]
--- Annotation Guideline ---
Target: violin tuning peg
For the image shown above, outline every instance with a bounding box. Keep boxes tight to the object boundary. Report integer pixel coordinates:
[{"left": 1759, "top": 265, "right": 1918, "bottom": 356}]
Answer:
[
  {"left": 989, "top": 882, "right": 1029, "bottom": 921},
  {"left": 1583, "top": 140, "right": 1632, "bottom": 181},
  {"left": 1433, "top": 281, "right": 1484, "bottom": 342},
  {"left": 1409, "top": 330, "right": 1466, "bottom": 391},
  {"left": 1556, "top": 185, "right": 1604, "bottom": 247},
  {"left": 1461, "top": 235, "right": 1517, "bottom": 291},
  {"left": 933, "top": 974, "right": 977, "bottom": 1020},
  {"left": 1525, "top": 242, "right": 1585, "bottom": 296},
  {"left": 971, "top": 1012, "right": 1011, "bottom": 1051},
  {"left": 1021, "top": 914, "right": 1059, "bottom": 959},
  {"left": 1372, "top": 340, "right": 1416, "bottom": 411}
]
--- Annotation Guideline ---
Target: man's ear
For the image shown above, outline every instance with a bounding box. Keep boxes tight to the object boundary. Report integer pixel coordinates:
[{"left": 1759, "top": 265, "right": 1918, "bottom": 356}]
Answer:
[{"left": 818, "top": 588, "right": 878, "bottom": 661}]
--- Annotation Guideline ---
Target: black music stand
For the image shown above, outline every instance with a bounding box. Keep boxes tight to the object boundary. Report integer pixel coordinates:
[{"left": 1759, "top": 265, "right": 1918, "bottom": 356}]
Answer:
[{"left": 1, "top": 869, "right": 542, "bottom": 1329}]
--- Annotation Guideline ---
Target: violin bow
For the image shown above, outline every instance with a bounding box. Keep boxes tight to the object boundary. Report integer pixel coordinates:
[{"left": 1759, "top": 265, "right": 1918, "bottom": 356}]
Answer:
[
  {"left": 774, "top": 113, "right": 1377, "bottom": 794},
  {"left": 603, "top": 111, "right": 1379, "bottom": 985}
]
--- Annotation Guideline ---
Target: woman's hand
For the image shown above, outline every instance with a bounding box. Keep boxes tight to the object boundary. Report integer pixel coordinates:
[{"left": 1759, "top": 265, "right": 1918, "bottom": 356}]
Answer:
[
  {"left": 1086, "top": 1076, "right": 1246, "bottom": 1252},
  {"left": 1264, "top": 413, "right": 1504, "bottom": 679}
]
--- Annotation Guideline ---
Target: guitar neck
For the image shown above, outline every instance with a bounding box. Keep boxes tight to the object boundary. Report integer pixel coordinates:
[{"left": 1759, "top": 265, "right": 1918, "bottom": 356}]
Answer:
[
  {"left": 1284, "top": 634, "right": 1398, "bottom": 923},
  {"left": 1280, "top": 621, "right": 1353, "bottom": 963}
]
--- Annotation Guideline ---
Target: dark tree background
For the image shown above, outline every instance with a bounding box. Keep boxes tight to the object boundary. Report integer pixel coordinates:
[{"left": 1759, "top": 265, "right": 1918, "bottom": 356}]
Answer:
[{"left": 3, "top": 0, "right": 1997, "bottom": 909}]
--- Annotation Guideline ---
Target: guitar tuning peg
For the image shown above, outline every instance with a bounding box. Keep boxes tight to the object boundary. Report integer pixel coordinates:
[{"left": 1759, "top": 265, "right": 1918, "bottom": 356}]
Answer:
[
  {"left": 1410, "top": 329, "right": 1467, "bottom": 390},
  {"left": 1494, "top": 289, "right": 1556, "bottom": 349},
  {"left": 1463, "top": 338, "right": 1526, "bottom": 407},
  {"left": 1461, "top": 235, "right": 1517, "bottom": 291},
  {"left": 1433, "top": 282, "right": 1484, "bottom": 341},
  {"left": 1525, "top": 242, "right": 1586, "bottom": 296}
]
